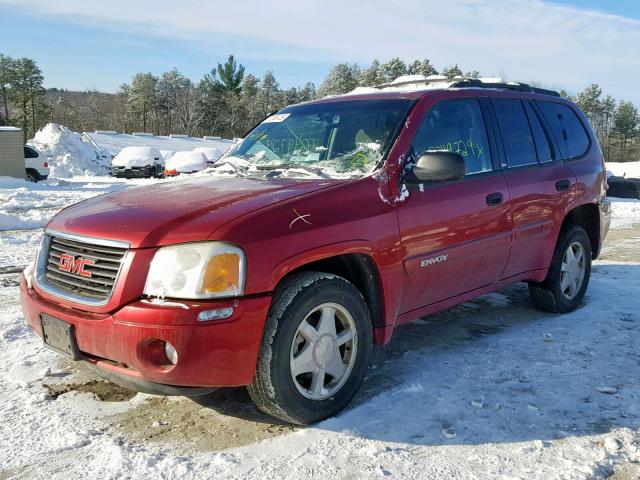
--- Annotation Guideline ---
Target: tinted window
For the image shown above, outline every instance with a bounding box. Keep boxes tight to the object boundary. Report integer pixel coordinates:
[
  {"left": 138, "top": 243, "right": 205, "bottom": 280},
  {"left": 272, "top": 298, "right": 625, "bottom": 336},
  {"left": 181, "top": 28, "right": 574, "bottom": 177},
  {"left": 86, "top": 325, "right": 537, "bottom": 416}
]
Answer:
[
  {"left": 538, "top": 101, "right": 590, "bottom": 159},
  {"left": 523, "top": 102, "right": 553, "bottom": 163},
  {"left": 492, "top": 99, "right": 537, "bottom": 168},
  {"left": 411, "top": 99, "right": 492, "bottom": 175},
  {"left": 24, "top": 146, "right": 38, "bottom": 158}
]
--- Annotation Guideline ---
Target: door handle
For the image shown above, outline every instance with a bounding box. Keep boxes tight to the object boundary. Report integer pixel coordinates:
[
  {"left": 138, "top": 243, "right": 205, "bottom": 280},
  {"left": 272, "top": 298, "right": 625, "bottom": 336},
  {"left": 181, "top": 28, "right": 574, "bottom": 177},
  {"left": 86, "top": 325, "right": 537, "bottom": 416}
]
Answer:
[
  {"left": 555, "top": 179, "right": 571, "bottom": 191},
  {"left": 486, "top": 192, "right": 503, "bottom": 206}
]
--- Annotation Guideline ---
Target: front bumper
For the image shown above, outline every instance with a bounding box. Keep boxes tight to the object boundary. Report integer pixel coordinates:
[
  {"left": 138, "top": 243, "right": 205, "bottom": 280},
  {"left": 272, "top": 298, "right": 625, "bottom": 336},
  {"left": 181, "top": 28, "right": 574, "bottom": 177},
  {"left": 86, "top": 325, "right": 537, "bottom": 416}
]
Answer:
[
  {"left": 20, "top": 274, "right": 271, "bottom": 389},
  {"left": 112, "top": 165, "right": 156, "bottom": 178}
]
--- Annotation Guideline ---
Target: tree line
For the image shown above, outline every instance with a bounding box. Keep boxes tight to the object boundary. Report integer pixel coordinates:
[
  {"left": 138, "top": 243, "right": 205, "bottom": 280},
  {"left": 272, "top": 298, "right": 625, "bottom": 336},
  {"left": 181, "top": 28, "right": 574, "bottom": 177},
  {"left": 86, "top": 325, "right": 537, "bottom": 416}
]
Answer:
[
  {"left": 0, "top": 52, "right": 638, "bottom": 161},
  {"left": 572, "top": 84, "right": 639, "bottom": 163}
]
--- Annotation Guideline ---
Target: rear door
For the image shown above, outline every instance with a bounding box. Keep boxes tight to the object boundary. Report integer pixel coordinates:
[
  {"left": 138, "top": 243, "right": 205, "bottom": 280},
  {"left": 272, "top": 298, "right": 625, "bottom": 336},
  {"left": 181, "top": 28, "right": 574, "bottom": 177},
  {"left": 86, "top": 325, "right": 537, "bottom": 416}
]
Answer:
[
  {"left": 396, "top": 97, "right": 511, "bottom": 314},
  {"left": 490, "top": 97, "right": 576, "bottom": 278}
]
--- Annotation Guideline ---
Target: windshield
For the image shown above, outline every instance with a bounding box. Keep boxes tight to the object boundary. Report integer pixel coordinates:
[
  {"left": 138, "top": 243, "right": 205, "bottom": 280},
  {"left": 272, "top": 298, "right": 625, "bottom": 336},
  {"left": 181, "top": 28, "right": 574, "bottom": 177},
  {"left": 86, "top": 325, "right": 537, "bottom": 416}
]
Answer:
[{"left": 219, "top": 99, "right": 413, "bottom": 179}]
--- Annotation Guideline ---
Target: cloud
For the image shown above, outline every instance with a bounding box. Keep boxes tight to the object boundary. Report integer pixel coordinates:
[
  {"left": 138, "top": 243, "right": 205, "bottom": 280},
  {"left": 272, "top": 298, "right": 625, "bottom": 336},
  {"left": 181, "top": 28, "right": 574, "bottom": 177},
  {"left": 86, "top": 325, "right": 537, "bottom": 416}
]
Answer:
[{"left": 2, "top": 0, "right": 639, "bottom": 101}]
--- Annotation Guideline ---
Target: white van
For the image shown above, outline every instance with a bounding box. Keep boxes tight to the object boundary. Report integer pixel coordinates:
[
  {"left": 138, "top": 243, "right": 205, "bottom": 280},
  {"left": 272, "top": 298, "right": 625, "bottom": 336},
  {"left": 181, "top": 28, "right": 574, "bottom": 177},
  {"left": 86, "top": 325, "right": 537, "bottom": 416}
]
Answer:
[
  {"left": 112, "top": 147, "right": 164, "bottom": 178},
  {"left": 24, "top": 145, "right": 50, "bottom": 182}
]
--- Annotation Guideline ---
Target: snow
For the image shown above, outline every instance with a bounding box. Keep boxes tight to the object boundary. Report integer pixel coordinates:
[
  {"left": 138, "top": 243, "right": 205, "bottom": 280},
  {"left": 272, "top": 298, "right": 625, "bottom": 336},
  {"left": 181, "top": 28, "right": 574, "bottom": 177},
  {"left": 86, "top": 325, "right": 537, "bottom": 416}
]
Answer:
[
  {"left": 112, "top": 147, "right": 163, "bottom": 168},
  {"left": 193, "top": 147, "right": 223, "bottom": 163},
  {"left": 28, "top": 123, "right": 109, "bottom": 178},
  {"left": 607, "top": 161, "right": 640, "bottom": 179},
  {"left": 610, "top": 198, "right": 640, "bottom": 229},
  {"left": 160, "top": 150, "right": 175, "bottom": 161},
  {"left": 1, "top": 177, "right": 640, "bottom": 478}
]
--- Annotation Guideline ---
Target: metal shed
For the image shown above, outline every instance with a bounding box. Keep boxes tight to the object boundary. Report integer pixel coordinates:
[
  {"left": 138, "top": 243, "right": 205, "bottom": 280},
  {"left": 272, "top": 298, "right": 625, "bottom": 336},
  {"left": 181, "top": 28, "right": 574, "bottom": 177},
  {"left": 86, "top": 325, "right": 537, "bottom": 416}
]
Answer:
[
  {"left": 0, "top": 127, "right": 25, "bottom": 179},
  {"left": 81, "top": 131, "right": 235, "bottom": 159}
]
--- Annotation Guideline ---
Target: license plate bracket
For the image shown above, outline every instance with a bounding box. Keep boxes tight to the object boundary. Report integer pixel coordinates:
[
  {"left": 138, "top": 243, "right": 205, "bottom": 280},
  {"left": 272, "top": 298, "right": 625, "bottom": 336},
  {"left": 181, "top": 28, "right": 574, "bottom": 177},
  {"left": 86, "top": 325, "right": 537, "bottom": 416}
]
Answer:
[{"left": 40, "top": 314, "right": 82, "bottom": 360}]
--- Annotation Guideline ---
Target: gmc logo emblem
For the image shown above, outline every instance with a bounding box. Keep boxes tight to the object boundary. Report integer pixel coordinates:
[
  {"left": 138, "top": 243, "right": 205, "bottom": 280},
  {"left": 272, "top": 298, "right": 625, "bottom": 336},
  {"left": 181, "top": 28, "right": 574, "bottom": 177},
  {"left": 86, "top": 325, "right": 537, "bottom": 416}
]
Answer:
[{"left": 58, "top": 254, "right": 95, "bottom": 278}]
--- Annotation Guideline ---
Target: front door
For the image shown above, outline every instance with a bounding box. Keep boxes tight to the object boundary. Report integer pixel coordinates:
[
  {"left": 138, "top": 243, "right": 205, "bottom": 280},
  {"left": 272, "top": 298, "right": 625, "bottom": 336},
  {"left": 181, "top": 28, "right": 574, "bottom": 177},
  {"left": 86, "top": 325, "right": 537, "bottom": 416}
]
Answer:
[{"left": 396, "top": 98, "right": 511, "bottom": 314}]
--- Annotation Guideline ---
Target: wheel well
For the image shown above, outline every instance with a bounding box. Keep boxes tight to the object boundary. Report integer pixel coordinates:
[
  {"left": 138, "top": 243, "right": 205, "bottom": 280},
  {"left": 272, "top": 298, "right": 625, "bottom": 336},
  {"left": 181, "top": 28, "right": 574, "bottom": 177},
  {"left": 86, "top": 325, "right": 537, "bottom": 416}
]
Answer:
[
  {"left": 284, "top": 254, "right": 385, "bottom": 329},
  {"left": 562, "top": 204, "right": 599, "bottom": 258}
]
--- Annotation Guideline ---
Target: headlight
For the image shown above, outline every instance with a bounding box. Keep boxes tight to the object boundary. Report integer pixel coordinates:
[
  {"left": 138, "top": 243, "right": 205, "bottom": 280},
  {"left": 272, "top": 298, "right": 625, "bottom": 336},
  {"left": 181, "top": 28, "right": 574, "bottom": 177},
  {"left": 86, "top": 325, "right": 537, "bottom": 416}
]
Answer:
[{"left": 143, "top": 242, "right": 245, "bottom": 299}]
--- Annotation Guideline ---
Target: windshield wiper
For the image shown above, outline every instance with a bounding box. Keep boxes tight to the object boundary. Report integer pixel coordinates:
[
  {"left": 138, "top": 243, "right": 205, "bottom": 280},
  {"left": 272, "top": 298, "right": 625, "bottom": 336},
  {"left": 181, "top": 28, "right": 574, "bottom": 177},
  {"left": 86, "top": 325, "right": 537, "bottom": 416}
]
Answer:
[{"left": 256, "top": 163, "right": 330, "bottom": 178}]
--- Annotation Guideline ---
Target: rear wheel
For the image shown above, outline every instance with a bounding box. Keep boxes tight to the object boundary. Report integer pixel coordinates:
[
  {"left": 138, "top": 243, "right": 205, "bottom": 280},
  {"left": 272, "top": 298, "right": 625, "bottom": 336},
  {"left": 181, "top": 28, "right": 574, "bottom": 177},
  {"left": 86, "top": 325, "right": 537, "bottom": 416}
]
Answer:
[
  {"left": 529, "top": 226, "right": 591, "bottom": 313},
  {"left": 25, "top": 169, "right": 39, "bottom": 182},
  {"left": 248, "top": 272, "right": 372, "bottom": 425}
]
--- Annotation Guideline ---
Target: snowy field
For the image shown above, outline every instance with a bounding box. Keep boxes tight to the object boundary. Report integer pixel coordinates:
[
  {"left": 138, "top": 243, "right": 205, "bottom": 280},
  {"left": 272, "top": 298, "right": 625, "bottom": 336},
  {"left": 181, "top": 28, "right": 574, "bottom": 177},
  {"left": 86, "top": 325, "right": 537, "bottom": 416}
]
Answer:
[{"left": 1, "top": 176, "right": 640, "bottom": 479}]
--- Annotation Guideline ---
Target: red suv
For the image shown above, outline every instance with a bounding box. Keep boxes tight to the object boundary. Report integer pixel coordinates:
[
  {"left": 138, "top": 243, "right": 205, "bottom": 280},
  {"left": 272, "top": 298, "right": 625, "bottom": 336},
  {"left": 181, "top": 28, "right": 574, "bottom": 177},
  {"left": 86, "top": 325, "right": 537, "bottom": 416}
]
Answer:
[{"left": 21, "top": 77, "right": 611, "bottom": 424}]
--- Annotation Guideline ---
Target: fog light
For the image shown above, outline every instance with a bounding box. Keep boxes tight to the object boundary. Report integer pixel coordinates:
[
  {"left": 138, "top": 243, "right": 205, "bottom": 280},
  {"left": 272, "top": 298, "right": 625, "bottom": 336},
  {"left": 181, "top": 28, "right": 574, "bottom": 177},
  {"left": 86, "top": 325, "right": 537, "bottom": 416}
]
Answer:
[
  {"left": 198, "top": 307, "right": 234, "bottom": 322},
  {"left": 164, "top": 342, "right": 178, "bottom": 365}
]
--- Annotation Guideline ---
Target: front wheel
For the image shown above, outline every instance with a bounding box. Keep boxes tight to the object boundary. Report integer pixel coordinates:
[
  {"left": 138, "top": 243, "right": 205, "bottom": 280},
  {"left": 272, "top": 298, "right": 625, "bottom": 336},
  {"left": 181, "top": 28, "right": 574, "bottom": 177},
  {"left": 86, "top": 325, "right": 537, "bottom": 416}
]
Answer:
[
  {"left": 248, "top": 272, "right": 372, "bottom": 425},
  {"left": 529, "top": 225, "right": 592, "bottom": 313}
]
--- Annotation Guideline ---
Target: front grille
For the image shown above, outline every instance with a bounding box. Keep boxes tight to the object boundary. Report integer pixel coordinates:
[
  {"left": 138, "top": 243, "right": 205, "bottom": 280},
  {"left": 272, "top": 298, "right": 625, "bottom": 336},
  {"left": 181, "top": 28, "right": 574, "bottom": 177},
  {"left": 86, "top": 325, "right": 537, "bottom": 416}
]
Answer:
[{"left": 43, "top": 235, "right": 127, "bottom": 301}]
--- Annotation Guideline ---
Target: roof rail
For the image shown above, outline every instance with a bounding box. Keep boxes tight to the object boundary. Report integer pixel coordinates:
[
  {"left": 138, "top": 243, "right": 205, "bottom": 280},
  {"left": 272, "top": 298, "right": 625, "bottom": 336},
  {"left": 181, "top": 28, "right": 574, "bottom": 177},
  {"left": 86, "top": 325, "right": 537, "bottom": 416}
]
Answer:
[{"left": 374, "top": 76, "right": 561, "bottom": 97}]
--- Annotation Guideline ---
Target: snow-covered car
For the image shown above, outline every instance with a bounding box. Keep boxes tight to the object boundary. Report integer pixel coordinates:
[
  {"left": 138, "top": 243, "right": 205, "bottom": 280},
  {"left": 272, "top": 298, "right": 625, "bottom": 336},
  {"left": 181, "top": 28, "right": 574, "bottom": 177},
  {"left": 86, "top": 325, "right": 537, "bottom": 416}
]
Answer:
[
  {"left": 111, "top": 147, "right": 164, "bottom": 178},
  {"left": 164, "top": 151, "right": 208, "bottom": 176},
  {"left": 160, "top": 149, "right": 175, "bottom": 162},
  {"left": 193, "top": 147, "right": 223, "bottom": 164},
  {"left": 24, "top": 145, "right": 49, "bottom": 182}
]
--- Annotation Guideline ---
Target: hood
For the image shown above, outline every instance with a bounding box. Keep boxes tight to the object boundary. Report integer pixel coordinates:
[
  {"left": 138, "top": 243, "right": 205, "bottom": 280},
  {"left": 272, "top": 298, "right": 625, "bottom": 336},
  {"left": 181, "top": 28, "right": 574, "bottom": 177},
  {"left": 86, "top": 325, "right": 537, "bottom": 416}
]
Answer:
[{"left": 47, "top": 175, "right": 342, "bottom": 248}]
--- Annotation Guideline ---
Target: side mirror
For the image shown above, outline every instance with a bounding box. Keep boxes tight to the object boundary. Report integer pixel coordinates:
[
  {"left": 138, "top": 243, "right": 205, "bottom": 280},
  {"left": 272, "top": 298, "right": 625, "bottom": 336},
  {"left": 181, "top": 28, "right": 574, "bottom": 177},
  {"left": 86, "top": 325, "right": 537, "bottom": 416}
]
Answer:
[{"left": 412, "top": 151, "right": 466, "bottom": 182}]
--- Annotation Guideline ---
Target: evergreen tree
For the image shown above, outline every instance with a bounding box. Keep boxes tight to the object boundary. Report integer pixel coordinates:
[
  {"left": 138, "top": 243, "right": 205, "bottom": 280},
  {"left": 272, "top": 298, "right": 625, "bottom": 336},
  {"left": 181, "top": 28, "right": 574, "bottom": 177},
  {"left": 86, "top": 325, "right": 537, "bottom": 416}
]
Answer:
[
  {"left": 157, "top": 69, "right": 191, "bottom": 134},
  {"left": 10, "top": 58, "right": 47, "bottom": 140},
  {"left": 360, "top": 59, "right": 385, "bottom": 87},
  {"left": 298, "top": 82, "right": 316, "bottom": 102},
  {"left": 125, "top": 73, "right": 158, "bottom": 133},
  {"left": 0, "top": 53, "right": 14, "bottom": 125},
  {"left": 258, "top": 70, "right": 280, "bottom": 116},
  {"left": 317, "top": 64, "right": 360, "bottom": 97},
  {"left": 441, "top": 64, "right": 463, "bottom": 78},
  {"left": 382, "top": 57, "right": 407, "bottom": 82},
  {"left": 613, "top": 101, "right": 639, "bottom": 161},
  {"left": 240, "top": 73, "right": 261, "bottom": 131},
  {"left": 407, "top": 59, "right": 438, "bottom": 77},
  {"left": 204, "top": 54, "right": 245, "bottom": 94}
]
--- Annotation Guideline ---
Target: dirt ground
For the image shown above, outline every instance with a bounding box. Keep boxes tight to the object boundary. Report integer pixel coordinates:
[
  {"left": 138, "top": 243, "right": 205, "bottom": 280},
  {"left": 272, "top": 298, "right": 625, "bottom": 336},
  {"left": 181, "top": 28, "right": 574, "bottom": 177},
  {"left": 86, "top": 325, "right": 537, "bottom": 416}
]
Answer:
[{"left": 39, "top": 223, "right": 640, "bottom": 455}]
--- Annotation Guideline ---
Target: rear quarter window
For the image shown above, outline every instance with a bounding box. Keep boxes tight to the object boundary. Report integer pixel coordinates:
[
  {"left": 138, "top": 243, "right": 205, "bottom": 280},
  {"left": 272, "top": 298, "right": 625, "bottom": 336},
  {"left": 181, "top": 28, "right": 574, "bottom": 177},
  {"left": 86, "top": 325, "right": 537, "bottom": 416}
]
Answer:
[
  {"left": 537, "top": 101, "right": 590, "bottom": 159},
  {"left": 24, "top": 146, "right": 39, "bottom": 158}
]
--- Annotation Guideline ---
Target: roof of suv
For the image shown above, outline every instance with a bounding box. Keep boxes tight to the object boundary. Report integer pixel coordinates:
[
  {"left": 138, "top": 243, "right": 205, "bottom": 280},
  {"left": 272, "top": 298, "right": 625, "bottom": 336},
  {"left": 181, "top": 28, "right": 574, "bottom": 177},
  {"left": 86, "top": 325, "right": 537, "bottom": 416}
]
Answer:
[{"left": 305, "top": 75, "right": 563, "bottom": 104}]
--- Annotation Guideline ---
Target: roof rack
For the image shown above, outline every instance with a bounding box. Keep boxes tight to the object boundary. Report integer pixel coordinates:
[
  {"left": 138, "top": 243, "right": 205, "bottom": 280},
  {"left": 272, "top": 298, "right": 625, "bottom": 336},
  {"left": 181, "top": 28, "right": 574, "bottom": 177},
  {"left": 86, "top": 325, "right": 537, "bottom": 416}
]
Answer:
[{"left": 374, "top": 75, "right": 561, "bottom": 97}]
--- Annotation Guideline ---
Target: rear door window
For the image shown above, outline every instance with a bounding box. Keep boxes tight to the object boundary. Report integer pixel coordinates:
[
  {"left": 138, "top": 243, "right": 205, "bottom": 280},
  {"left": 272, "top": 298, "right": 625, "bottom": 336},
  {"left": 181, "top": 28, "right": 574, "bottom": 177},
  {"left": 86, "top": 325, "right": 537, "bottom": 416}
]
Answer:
[
  {"left": 537, "top": 102, "right": 590, "bottom": 159},
  {"left": 492, "top": 99, "right": 537, "bottom": 168},
  {"left": 523, "top": 101, "right": 553, "bottom": 163},
  {"left": 411, "top": 98, "right": 492, "bottom": 176}
]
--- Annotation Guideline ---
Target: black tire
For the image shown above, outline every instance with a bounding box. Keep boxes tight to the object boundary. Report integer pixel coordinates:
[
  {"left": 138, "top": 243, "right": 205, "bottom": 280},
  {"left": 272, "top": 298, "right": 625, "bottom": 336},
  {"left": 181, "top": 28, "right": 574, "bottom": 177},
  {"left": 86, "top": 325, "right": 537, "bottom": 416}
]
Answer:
[
  {"left": 529, "top": 225, "right": 592, "bottom": 313},
  {"left": 248, "top": 272, "right": 372, "bottom": 425},
  {"left": 25, "top": 169, "right": 39, "bottom": 182}
]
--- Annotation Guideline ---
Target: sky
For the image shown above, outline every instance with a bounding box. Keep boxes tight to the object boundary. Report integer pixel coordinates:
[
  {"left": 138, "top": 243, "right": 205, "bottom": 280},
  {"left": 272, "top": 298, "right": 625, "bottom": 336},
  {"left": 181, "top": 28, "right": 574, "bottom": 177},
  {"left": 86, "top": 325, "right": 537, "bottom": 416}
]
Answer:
[{"left": 0, "top": 0, "right": 638, "bottom": 104}]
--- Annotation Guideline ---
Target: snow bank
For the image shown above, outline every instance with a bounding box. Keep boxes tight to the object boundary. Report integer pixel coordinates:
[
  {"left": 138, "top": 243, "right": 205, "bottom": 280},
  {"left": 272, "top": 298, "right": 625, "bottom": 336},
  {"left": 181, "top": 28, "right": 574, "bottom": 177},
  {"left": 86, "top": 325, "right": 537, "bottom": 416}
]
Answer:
[
  {"left": 28, "top": 123, "right": 107, "bottom": 178},
  {"left": 606, "top": 161, "right": 640, "bottom": 179}
]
